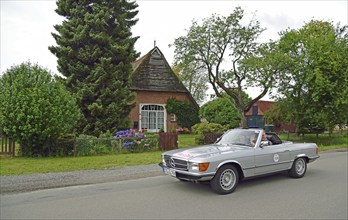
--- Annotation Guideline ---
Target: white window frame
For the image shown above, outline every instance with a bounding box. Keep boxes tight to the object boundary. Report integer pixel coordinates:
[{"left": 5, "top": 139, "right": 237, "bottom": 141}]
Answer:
[{"left": 139, "top": 104, "right": 167, "bottom": 132}]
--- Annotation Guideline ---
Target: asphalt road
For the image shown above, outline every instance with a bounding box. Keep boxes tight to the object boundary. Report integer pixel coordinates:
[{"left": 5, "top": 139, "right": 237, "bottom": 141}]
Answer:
[{"left": 1, "top": 151, "right": 347, "bottom": 220}]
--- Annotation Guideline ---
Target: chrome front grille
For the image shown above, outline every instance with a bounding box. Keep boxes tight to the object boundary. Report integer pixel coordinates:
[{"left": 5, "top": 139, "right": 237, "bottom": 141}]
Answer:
[{"left": 163, "top": 155, "right": 188, "bottom": 171}]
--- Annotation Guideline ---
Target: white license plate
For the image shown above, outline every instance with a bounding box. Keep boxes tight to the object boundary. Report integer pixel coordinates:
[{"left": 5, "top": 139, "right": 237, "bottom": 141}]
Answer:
[{"left": 163, "top": 167, "right": 176, "bottom": 177}]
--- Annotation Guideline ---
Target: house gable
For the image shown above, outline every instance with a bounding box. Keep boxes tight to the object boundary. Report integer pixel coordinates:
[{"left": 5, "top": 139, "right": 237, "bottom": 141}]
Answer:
[{"left": 131, "top": 47, "right": 189, "bottom": 93}]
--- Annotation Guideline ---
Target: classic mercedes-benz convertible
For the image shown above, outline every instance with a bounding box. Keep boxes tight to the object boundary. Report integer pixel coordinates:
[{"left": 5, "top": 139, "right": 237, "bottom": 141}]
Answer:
[{"left": 159, "top": 128, "right": 319, "bottom": 194}]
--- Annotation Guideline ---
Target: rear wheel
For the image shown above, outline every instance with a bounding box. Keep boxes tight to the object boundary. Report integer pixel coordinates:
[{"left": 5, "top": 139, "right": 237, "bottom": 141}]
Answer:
[
  {"left": 289, "top": 157, "right": 307, "bottom": 178},
  {"left": 210, "top": 165, "right": 239, "bottom": 194}
]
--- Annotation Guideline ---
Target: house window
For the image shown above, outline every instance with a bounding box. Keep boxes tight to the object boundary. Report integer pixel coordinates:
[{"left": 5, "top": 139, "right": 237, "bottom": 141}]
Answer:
[
  {"left": 170, "top": 114, "right": 176, "bottom": 122},
  {"left": 140, "top": 104, "right": 165, "bottom": 132}
]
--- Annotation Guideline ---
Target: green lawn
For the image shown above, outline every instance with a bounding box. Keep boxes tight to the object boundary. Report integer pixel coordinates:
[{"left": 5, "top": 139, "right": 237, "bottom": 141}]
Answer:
[
  {"left": 178, "top": 134, "right": 197, "bottom": 148},
  {"left": 0, "top": 133, "right": 346, "bottom": 176},
  {"left": 0, "top": 152, "right": 162, "bottom": 176}
]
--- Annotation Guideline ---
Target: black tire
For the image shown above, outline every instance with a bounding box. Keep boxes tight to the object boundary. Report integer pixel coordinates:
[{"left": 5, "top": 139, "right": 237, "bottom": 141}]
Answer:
[
  {"left": 289, "top": 157, "right": 307, "bottom": 178},
  {"left": 210, "top": 164, "right": 239, "bottom": 194}
]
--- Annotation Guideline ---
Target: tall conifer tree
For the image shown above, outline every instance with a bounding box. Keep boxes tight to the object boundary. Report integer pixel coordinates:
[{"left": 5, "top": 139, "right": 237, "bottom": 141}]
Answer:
[{"left": 49, "top": 0, "right": 139, "bottom": 135}]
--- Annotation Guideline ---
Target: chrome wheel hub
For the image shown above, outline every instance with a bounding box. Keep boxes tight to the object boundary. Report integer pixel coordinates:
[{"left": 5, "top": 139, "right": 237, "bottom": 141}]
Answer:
[
  {"left": 220, "top": 169, "right": 236, "bottom": 190},
  {"left": 296, "top": 159, "right": 305, "bottom": 175}
]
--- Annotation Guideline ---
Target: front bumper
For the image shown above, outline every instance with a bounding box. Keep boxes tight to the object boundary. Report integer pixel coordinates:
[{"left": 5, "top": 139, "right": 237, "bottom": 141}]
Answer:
[
  {"left": 158, "top": 162, "right": 215, "bottom": 181},
  {"left": 308, "top": 155, "right": 320, "bottom": 163}
]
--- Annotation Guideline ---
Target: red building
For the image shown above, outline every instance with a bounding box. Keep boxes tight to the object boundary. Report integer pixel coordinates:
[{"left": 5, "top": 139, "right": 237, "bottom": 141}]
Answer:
[
  {"left": 245, "top": 100, "right": 296, "bottom": 132},
  {"left": 129, "top": 47, "right": 198, "bottom": 132}
]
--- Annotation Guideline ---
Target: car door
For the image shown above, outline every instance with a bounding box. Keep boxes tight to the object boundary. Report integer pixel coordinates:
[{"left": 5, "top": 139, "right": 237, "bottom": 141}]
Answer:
[{"left": 254, "top": 143, "right": 291, "bottom": 175}]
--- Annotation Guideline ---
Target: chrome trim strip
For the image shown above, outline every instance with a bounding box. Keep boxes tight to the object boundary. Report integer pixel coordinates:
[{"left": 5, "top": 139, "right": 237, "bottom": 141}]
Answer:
[
  {"left": 254, "top": 160, "right": 292, "bottom": 169},
  {"left": 175, "top": 170, "right": 216, "bottom": 177}
]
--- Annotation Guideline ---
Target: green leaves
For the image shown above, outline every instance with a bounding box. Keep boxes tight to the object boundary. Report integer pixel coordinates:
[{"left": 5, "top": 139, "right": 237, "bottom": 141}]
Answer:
[
  {"left": 50, "top": 0, "right": 139, "bottom": 136},
  {"left": 171, "top": 7, "right": 269, "bottom": 127},
  {"left": 200, "top": 96, "right": 241, "bottom": 129},
  {"left": 0, "top": 62, "right": 80, "bottom": 156},
  {"left": 165, "top": 98, "right": 200, "bottom": 129},
  {"left": 273, "top": 20, "right": 348, "bottom": 132}
]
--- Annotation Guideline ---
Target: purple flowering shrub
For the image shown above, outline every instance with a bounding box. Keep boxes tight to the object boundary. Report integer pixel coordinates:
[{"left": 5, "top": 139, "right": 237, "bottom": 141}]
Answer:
[{"left": 113, "top": 129, "right": 158, "bottom": 152}]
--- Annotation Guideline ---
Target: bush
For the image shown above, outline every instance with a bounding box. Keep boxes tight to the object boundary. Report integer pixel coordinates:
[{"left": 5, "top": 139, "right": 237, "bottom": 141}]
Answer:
[
  {"left": 192, "top": 122, "right": 226, "bottom": 144},
  {"left": 113, "top": 129, "right": 158, "bottom": 153},
  {"left": 76, "top": 135, "right": 99, "bottom": 156},
  {"left": 200, "top": 96, "right": 241, "bottom": 129},
  {"left": 0, "top": 62, "right": 80, "bottom": 157}
]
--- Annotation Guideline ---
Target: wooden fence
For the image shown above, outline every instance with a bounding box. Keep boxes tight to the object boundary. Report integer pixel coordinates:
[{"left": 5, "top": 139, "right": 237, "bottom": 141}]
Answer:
[
  {"left": 1, "top": 136, "right": 15, "bottom": 156},
  {"left": 159, "top": 133, "right": 178, "bottom": 150}
]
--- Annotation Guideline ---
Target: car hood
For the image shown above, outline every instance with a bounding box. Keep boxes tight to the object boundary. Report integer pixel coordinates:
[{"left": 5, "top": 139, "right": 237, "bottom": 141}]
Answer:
[{"left": 171, "top": 144, "right": 249, "bottom": 160}]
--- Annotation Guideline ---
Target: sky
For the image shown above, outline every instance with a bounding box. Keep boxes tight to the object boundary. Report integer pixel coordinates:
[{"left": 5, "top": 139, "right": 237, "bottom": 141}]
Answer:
[{"left": 1, "top": 0, "right": 347, "bottom": 100}]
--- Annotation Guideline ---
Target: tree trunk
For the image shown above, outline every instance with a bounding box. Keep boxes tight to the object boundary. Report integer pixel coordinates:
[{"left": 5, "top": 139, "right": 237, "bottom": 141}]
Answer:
[{"left": 240, "top": 112, "right": 248, "bottom": 128}]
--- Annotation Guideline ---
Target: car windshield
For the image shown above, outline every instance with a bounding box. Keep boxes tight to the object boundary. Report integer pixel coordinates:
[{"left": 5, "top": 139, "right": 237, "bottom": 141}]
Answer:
[{"left": 217, "top": 129, "right": 260, "bottom": 147}]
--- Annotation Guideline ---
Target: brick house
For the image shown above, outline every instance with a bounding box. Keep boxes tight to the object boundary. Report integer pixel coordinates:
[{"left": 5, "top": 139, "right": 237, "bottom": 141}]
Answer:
[
  {"left": 245, "top": 100, "right": 296, "bottom": 132},
  {"left": 129, "top": 46, "right": 198, "bottom": 132}
]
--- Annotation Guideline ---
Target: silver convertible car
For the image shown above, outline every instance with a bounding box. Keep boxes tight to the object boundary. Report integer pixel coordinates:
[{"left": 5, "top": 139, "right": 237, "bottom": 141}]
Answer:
[{"left": 159, "top": 128, "right": 319, "bottom": 194}]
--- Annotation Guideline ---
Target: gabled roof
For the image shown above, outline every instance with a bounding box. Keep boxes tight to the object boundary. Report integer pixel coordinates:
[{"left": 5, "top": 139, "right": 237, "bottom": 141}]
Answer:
[
  {"left": 131, "top": 47, "right": 199, "bottom": 108},
  {"left": 131, "top": 47, "right": 188, "bottom": 93}
]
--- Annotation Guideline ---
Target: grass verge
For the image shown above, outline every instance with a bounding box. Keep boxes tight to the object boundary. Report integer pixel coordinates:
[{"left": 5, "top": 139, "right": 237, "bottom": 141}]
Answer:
[{"left": 0, "top": 151, "right": 163, "bottom": 176}]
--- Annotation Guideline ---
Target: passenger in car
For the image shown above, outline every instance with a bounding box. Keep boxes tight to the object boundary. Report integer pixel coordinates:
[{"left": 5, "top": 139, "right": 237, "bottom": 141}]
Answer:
[{"left": 261, "top": 130, "right": 272, "bottom": 146}]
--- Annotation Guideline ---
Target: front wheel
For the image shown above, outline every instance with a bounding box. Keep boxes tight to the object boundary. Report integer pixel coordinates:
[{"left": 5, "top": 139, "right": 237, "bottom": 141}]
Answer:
[
  {"left": 289, "top": 157, "right": 307, "bottom": 178},
  {"left": 210, "top": 165, "right": 239, "bottom": 194}
]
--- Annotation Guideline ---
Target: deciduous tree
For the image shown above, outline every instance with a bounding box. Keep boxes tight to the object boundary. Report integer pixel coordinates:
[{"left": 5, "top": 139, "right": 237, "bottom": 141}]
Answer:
[
  {"left": 273, "top": 20, "right": 348, "bottom": 132},
  {"left": 0, "top": 62, "right": 80, "bottom": 156},
  {"left": 171, "top": 7, "right": 275, "bottom": 127},
  {"left": 172, "top": 63, "right": 208, "bottom": 105}
]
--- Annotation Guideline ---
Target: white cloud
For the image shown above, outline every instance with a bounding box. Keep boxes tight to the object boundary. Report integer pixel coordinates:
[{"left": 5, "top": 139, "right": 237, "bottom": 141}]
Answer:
[{"left": 1, "top": 0, "right": 347, "bottom": 100}]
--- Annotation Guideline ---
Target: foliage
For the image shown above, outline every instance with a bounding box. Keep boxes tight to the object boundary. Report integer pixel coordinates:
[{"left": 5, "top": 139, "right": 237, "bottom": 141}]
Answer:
[
  {"left": 49, "top": 0, "right": 140, "bottom": 136},
  {"left": 76, "top": 134, "right": 111, "bottom": 156},
  {"left": 200, "top": 96, "right": 242, "bottom": 129},
  {"left": 279, "top": 131, "right": 348, "bottom": 147},
  {"left": 0, "top": 62, "right": 80, "bottom": 157},
  {"left": 75, "top": 130, "right": 158, "bottom": 156},
  {"left": 272, "top": 20, "right": 348, "bottom": 132},
  {"left": 113, "top": 129, "right": 158, "bottom": 153},
  {"left": 172, "top": 63, "right": 208, "bottom": 105},
  {"left": 165, "top": 98, "right": 200, "bottom": 129},
  {"left": 191, "top": 122, "right": 226, "bottom": 144},
  {"left": 171, "top": 7, "right": 275, "bottom": 127}
]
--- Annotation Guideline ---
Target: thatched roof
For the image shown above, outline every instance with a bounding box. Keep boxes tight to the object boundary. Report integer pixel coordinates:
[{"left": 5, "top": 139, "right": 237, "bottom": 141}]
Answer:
[{"left": 131, "top": 47, "right": 189, "bottom": 93}]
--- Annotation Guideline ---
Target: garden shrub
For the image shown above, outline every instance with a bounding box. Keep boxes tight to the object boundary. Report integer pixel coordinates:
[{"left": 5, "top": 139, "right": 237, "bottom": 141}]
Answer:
[
  {"left": 113, "top": 129, "right": 158, "bottom": 153},
  {"left": 192, "top": 122, "right": 226, "bottom": 144}
]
